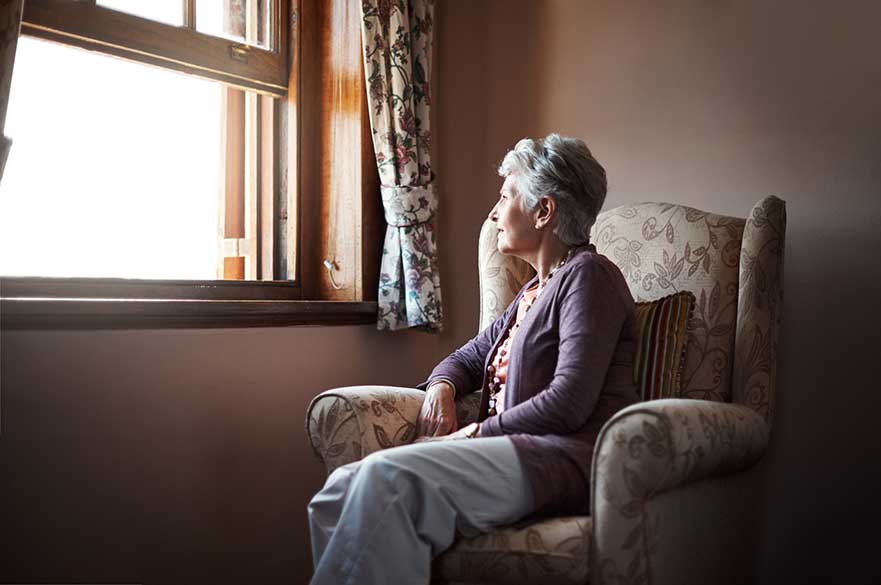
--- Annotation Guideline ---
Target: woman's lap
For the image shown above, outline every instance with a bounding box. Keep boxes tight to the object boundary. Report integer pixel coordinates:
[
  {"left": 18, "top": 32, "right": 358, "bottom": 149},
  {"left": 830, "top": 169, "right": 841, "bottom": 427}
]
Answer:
[
  {"left": 328, "top": 435, "right": 534, "bottom": 537},
  {"left": 309, "top": 431, "right": 535, "bottom": 584}
]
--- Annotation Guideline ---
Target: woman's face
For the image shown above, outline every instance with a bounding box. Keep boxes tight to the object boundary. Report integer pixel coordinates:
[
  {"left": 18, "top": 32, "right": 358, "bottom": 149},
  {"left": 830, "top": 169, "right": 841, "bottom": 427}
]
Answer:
[{"left": 489, "top": 174, "right": 541, "bottom": 257}]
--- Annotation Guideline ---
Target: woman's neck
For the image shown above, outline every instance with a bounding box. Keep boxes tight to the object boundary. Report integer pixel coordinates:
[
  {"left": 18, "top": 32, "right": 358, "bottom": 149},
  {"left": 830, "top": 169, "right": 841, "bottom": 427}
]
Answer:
[{"left": 529, "top": 238, "right": 572, "bottom": 285}]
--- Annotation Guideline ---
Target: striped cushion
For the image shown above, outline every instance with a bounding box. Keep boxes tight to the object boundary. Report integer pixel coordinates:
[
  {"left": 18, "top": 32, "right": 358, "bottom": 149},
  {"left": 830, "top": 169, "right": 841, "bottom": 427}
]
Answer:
[{"left": 634, "top": 291, "right": 695, "bottom": 401}]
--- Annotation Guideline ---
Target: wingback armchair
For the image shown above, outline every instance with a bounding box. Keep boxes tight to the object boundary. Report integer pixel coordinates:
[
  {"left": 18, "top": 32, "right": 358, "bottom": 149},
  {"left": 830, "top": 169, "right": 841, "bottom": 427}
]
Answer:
[{"left": 306, "top": 196, "right": 786, "bottom": 585}]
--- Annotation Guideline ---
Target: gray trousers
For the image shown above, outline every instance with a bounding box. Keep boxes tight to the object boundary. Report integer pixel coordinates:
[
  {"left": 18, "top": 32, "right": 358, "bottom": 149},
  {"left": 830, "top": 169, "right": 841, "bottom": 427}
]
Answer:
[{"left": 307, "top": 436, "right": 534, "bottom": 585}]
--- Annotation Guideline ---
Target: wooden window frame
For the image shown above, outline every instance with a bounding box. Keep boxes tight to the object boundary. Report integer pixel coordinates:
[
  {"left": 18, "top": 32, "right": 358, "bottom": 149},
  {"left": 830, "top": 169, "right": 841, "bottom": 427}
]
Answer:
[
  {"left": 21, "top": 0, "right": 289, "bottom": 96},
  {"left": 1, "top": 0, "right": 383, "bottom": 329}
]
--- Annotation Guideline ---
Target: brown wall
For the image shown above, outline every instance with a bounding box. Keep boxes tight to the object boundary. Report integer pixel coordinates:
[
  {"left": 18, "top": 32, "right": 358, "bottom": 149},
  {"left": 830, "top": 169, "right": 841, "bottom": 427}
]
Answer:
[
  {"left": 0, "top": 327, "right": 447, "bottom": 583},
  {"left": 2, "top": 1, "right": 881, "bottom": 583},
  {"left": 439, "top": 0, "right": 881, "bottom": 583}
]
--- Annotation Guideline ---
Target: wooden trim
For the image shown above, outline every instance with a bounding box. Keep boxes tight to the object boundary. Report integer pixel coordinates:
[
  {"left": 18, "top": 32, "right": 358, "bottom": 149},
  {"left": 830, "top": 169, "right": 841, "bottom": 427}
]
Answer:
[
  {"left": 297, "top": 0, "right": 381, "bottom": 301},
  {"left": 277, "top": 0, "right": 301, "bottom": 282},
  {"left": 22, "top": 0, "right": 288, "bottom": 96},
  {"left": 359, "top": 57, "right": 382, "bottom": 302},
  {"left": 1, "top": 277, "right": 302, "bottom": 301},
  {"left": 244, "top": 90, "right": 259, "bottom": 278},
  {"left": 221, "top": 87, "right": 245, "bottom": 242},
  {"left": 219, "top": 87, "right": 245, "bottom": 278},
  {"left": 183, "top": 0, "right": 196, "bottom": 29},
  {"left": 223, "top": 257, "right": 246, "bottom": 280},
  {"left": 1, "top": 298, "right": 377, "bottom": 329},
  {"left": 274, "top": 0, "right": 288, "bottom": 82},
  {"left": 259, "top": 94, "right": 276, "bottom": 279},
  {"left": 248, "top": 0, "right": 260, "bottom": 44},
  {"left": 297, "top": 0, "right": 318, "bottom": 297}
]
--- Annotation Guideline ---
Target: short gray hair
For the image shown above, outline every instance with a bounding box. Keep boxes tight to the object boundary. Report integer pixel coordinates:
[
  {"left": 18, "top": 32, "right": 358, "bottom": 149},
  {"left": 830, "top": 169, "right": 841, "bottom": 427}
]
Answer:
[{"left": 498, "top": 133, "right": 607, "bottom": 246}]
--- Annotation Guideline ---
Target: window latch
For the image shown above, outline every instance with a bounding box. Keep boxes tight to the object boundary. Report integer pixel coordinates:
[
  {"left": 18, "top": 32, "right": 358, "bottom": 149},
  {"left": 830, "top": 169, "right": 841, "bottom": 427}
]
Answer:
[
  {"left": 230, "top": 44, "right": 249, "bottom": 63},
  {"left": 323, "top": 259, "right": 343, "bottom": 290}
]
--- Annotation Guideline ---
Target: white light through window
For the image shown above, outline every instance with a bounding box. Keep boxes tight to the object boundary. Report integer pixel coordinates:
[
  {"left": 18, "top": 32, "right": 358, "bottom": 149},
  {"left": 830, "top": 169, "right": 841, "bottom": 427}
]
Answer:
[
  {"left": 96, "top": 0, "right": 183, "bottom": 26},
  {"left": 0, "top": 36, "right": 222, "bottom": 280}
]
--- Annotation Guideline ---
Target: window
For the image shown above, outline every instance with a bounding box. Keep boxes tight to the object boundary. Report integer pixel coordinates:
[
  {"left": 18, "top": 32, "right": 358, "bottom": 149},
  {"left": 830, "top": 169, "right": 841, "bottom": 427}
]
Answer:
[
  {"left": 3, "top": 36, "right": 225, "bottom": 281},
  {"left": 22, "top": 0, "right": 287, "bottom": 94},
  {"left": 1, "top": 0, "right": 382, "bottom": 328}
]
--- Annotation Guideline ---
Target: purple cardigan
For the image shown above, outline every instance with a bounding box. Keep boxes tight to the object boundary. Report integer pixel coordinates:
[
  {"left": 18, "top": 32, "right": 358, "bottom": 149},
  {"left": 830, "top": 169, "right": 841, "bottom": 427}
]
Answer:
[{"left": 420, "top": 245, "right": 639, "bottom": 517}]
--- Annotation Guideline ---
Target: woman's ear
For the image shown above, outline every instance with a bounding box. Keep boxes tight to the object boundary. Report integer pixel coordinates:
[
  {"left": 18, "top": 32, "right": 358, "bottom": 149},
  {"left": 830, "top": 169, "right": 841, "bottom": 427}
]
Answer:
[{"left": 534, "top": 196, "right": 556, "bottom": 230}]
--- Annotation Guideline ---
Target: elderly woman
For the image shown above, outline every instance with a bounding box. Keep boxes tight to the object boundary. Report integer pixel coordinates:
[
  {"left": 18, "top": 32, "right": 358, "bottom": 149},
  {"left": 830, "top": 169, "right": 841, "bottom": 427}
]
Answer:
[{"left": 308, "top": 134, "right": 638, "bottom": 585}]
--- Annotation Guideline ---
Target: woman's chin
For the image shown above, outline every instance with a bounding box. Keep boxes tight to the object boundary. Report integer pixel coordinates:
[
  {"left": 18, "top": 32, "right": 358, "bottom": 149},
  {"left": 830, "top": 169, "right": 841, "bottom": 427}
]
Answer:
[
  {"left": 496, "top": 233, "right": 519, "bottom": 256},
  {"left": 496, "top": 241, "right": 512, "bottom": 255}
]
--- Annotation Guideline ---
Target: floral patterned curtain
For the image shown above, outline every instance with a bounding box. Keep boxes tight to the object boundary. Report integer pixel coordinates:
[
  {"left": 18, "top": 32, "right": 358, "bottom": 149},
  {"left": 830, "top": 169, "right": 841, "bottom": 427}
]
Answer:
[{"left": 360, "top": 0, "right": 442, "bottom": 331}]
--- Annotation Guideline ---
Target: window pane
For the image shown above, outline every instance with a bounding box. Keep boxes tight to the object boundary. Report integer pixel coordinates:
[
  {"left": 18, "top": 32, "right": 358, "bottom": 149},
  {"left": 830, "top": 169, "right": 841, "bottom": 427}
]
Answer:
[
  {"left": 97, "top": 0, "right": 184, "bottom": 27},
  {"left": 0, "top": 37, "right": 222, "bottom": 280},
  {"left": 196, "top": 0, "right": 271, "bottom": 49}
]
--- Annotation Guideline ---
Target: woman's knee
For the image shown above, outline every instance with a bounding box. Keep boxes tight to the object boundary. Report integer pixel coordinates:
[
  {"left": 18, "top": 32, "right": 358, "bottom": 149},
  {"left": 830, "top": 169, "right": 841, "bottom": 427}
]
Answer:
[
  {"left": 308, "top": 462, "right": 361, "bottom": 509},
  {"left": 328, "top": 460, "right": 362, "bottom": 484},
  {"left": 358, "top": 449, "right": 415, "bottom": 492},
  {"left": 359, "top": 449, "right": 396, "bottom": 477}
]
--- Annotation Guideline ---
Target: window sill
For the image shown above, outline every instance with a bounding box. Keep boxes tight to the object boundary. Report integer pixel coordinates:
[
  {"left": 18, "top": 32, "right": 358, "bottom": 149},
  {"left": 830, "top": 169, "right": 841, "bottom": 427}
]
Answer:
[{"left": 0, "top": 298, "right": 378, "bottom": 330}]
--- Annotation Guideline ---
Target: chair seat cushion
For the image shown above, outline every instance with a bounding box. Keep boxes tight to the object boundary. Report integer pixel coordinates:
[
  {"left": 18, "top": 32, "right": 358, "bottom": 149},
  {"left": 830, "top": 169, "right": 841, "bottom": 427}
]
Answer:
[{"left": 433, "top": 515, "right": 592, "bottom": 585}]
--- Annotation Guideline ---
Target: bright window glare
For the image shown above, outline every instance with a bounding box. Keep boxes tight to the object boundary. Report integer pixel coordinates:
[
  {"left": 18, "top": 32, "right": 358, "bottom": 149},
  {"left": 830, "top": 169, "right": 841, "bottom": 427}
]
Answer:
[
  {"left": 0, "top": 37, "right": 221, "bottom": 280},
  {"left": 197, "top": 0, "right": 237, "bottom": 42},
  {"left": 196, "top": 0, "right": 270, "bottom": 48},
  {"left": 97, "top": 0, "right": 183, "bottom": 26}
]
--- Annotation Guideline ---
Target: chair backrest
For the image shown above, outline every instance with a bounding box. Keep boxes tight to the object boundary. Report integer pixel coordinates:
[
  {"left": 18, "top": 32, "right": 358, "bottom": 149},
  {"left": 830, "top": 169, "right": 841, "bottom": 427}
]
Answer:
[{"left": 476, "top": 196, "right": 786, "bottom": 424}]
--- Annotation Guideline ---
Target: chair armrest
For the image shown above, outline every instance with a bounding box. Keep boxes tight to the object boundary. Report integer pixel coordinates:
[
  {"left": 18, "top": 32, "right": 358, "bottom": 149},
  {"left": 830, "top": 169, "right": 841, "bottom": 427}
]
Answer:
[
  {"left": 306, "top": 386, "right": 483, "bottom": 475},
  {"left": 306, "top": 386, "right": 424, "bottom": 474},
  {"left": 590, "top": 399, "right": 769, "bottom": 584}
]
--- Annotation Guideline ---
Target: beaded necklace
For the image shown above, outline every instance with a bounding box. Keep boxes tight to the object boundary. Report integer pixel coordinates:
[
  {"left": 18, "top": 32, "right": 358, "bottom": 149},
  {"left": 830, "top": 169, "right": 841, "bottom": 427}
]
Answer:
[{"left": 486, "top": 248, "right": 574, "bottom": 415}]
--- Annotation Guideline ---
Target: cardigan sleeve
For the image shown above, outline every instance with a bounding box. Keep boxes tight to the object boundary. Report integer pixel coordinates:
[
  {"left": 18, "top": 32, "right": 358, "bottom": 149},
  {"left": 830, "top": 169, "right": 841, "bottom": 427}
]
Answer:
[
  {"left": 417, "top": 295, "right": 520, "bottom": 400},
  {"left": 479, "top": 262, "right": 627, "bottom": 436}
]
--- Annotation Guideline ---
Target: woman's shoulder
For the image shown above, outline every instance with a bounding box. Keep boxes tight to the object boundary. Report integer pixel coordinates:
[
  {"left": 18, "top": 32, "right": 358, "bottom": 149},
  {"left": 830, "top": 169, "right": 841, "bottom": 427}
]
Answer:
[
  {"left": 563, "top": 245, "right": 623, "bottom": 279},
  {"left": 559, "top": 246, "right": 635, "bottom": 307}
]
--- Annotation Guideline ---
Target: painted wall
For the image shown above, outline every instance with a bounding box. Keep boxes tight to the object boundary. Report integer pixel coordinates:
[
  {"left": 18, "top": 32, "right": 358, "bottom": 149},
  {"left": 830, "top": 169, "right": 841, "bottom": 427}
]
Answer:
[
  {"left": 0, "top": 326, "right": 449, "bottom": 583},
  {"left": 438, "top": 1, "right": 881, "bottom": 583},
  {"left": 3, "top": 1, "right": 881, "bottom": 583}
]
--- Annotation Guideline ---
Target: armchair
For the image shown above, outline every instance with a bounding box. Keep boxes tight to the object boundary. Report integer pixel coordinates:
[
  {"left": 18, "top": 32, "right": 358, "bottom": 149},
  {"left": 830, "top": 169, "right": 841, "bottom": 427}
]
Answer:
[{"left": 307, "top": 196, "right": 786, "bottom": 584}]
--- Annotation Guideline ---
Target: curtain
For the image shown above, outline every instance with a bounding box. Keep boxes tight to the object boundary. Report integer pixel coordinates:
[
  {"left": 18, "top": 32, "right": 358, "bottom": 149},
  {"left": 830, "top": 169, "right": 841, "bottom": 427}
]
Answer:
[{"left": 360, "top": 0, "right": 442, "bottom": 331}]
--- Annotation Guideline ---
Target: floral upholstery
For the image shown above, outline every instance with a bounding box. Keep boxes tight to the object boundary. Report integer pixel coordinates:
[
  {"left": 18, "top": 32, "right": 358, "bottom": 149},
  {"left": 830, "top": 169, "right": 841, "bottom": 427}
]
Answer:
[
  {"left": 591, "top": 203, "right": 745, "bottom": 403},
  {"left": 590, "top": 400, "right": 769, "bottom": 585},
  {"left": 433, "top": 516, "right": 592, "bottom": 585},
  {"left": 306, "top": 386, "right": 482, "bottom": 474},
  {"left": 307, "top": 196, "right": 786, "bottom": 584},
  {"left": 732, "top": 197, "right": 787, "bottom": 422}
]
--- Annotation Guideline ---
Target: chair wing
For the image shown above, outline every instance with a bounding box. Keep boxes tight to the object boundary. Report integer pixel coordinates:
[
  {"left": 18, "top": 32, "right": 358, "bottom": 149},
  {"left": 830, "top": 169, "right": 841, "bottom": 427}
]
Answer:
[
  {"left": 732, "top": 196, "right": 786, "bottom": 422},
  {"left": 477, "top": 218, "right": 535, "bottom": 332},
  {"left": 589, "top": 202, "right": 746, "bottom": 404}
]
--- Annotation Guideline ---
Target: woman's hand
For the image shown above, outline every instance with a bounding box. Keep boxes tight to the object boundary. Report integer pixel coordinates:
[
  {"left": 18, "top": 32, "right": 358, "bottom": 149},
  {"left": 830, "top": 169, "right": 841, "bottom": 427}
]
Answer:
[{"left": 415, "top": 381, "right": 458, "bottom": 439}]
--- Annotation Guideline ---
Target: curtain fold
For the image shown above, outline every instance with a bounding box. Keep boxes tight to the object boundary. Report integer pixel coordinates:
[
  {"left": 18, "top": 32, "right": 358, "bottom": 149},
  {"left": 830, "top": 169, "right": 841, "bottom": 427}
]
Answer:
[{"left": 360, "top": 0, "right": 442, "bottom": 331}]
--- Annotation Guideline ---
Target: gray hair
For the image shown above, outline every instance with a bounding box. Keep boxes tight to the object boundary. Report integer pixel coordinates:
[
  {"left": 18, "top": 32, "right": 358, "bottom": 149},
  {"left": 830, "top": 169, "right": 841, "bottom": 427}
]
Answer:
[{"left": 498, "top": 133, "right": 607, "bottom": 246}]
